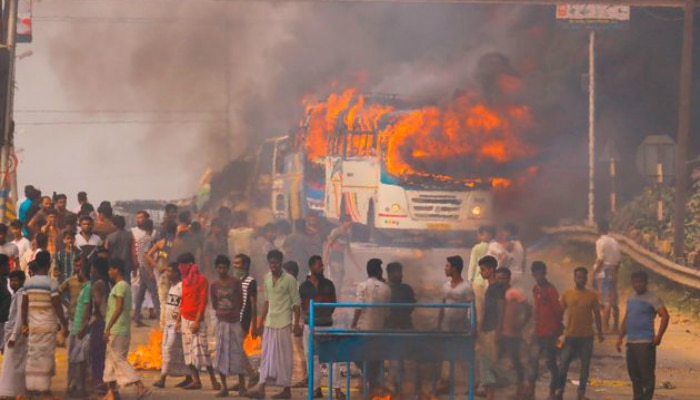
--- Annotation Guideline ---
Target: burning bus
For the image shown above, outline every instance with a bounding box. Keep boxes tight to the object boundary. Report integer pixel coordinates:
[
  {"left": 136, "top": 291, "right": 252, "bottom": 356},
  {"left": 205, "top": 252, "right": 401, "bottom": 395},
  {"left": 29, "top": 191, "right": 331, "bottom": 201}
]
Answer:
[
  {"left": 319, "top": 102, "right": 494, "bottom": 244},
  {"left": 253, "top": 88, "right": 537, "bottom": 244}
]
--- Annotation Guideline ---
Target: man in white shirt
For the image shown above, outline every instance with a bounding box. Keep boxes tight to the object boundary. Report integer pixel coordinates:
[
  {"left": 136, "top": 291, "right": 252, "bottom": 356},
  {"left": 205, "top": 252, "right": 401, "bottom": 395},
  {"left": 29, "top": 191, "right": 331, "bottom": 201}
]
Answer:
[
  {"left": 502, "top": 223, "right": 526, "bottom": 283},
  {"left": 351, "top": 258, "right": 390, "bottom": 393},
  {"left": 594, "top": 219, "right": 621, "bottom": 333},
  {"left": 74, "top": 216, "right": 102, "bottom": 252},
  {"left": 10, "top": 221, "right": 30, "bottom": 263},
  {"left": 487, "top": 232, "right": 508, "bottom": 268}
]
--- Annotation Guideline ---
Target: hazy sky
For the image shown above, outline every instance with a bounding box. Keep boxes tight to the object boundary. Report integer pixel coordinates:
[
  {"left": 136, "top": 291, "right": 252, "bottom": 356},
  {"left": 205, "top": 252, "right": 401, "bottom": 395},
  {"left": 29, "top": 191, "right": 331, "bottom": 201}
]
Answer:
[{"left": 15, "top": 0, "right": 219, "bottom": 206}]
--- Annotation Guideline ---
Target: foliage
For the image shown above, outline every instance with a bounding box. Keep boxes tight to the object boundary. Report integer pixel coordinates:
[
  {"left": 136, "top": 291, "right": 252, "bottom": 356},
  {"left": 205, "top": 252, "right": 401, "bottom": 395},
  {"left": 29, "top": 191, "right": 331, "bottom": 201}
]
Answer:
[{"left": 613, "top": 178, "right": 700, "bottom": 255}]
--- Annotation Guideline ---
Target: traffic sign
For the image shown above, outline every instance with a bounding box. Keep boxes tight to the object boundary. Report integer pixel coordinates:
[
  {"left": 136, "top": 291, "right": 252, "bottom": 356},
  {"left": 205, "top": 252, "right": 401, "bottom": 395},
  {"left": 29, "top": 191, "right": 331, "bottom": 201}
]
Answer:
[{"left": 556, "top": 4, "right": 630, "bottom": 29}]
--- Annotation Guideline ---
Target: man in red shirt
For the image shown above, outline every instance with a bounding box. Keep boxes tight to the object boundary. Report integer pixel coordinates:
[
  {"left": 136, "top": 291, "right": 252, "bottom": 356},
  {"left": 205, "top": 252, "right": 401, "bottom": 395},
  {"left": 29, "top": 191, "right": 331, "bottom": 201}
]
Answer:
[
  {"left": 177, "top": 252, "right": 221, "bottom": 391},
  {"left": 525, "top": 261, "right": 563, "bottom": 400}
]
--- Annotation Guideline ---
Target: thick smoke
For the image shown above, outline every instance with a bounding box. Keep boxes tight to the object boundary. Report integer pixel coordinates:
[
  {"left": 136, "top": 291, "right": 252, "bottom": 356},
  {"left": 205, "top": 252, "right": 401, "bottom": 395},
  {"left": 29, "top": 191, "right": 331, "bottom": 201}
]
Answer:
[
  {"left": 46, "top": 2, "right": 532, "bottom": 166},
  {"left": 46, "top": 2, "right": 698, "bottom": 231}
]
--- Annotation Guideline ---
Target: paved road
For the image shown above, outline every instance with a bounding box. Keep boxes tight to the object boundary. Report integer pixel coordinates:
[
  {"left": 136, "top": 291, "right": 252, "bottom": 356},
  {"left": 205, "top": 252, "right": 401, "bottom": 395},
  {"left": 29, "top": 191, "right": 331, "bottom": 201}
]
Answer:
[{"left": 11, "top": 241, "right": 700, "bottom": 399}]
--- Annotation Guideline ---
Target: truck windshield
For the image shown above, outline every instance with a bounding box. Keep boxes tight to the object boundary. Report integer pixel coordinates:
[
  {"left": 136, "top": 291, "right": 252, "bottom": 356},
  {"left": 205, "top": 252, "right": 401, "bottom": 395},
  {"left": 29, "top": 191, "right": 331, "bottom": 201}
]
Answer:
[{"left": 378, "top": 136, "right": 491, "bottom": 190}]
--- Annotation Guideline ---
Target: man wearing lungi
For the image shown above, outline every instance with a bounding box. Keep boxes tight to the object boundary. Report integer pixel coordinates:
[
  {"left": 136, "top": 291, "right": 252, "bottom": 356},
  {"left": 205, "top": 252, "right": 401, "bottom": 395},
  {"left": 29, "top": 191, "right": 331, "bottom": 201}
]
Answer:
[
  {"left": 153, "top": 262, "right": 191, "bottom": 389},
  {"left": 246, "top": 250, "right": 301, "bottom": 400},
  {"left": 21, "top": 252, "right": 69, "bottom": 399},
  {"left": 0, "top": 270, "right": 27, "bottom": 399},
  {"left": 67, "top": 257, "right": 92, "bottom": 397},
  {"left": 178, "top": 252, "right": 221, "bottom": 391},
  {"left": 211, "top": 254, "right": 247, "bottom": 397},
  {"left": 103, "top": 258, "right": 150, "bottom": 400}
]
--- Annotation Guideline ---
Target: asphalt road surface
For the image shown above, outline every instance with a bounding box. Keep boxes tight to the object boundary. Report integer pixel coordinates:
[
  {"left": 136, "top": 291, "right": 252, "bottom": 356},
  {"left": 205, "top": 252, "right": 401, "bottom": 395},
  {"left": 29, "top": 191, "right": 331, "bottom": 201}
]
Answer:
[{"left": 8, "top": 241, "right": 700, "bottom": 399}]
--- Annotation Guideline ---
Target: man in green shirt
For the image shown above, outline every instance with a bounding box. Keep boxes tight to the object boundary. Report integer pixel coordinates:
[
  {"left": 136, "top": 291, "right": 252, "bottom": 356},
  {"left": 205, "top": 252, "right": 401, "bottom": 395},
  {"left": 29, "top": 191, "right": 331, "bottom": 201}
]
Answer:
[
  {"left": 246, "top": 250, "right": 301, "bottom": 400},
  {"left": 66, "top": 257, "right": 91, "bottom": 397},
  {"left": 103, "top": 258, "right": 150, "bottom": 400}
]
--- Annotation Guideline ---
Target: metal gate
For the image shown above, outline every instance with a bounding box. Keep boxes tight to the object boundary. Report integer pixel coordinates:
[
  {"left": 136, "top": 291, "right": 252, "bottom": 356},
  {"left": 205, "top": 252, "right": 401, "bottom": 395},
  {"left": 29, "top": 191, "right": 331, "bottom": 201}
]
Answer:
[{"left": 308, "top": 301, "right": 476, "bottom": 400}]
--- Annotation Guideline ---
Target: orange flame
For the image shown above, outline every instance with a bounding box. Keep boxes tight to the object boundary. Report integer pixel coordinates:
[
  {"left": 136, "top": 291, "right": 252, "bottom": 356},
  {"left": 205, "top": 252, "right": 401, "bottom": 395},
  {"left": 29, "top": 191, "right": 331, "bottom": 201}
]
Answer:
[
  {"left": 304, "top": 89, "right": 358, "bottom": 162},
  {"left": 300, "top": 88, "right": 535, "bottom": 186},
  {"left": 128, "top": 329, "right": 163, "bottom": 371},
  {"left": 243, "top": 331, "right": 262, "bottom": 356},
  {"left": 381, "top": 93, "right": 534, "bottom": 184},
  {"left": 127, "top": 329, "right": 261, "bottom": 371}
]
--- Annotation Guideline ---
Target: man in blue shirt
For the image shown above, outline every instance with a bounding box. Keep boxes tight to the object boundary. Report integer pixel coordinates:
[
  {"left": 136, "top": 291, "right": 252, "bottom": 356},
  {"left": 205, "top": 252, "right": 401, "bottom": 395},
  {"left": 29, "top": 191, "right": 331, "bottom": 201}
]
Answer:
[
  {"left": 616, "top": 271, "right": 670, "bottom": 400},
  {"left": 18, "top": 186, "right": 38, "bottom": 237}
]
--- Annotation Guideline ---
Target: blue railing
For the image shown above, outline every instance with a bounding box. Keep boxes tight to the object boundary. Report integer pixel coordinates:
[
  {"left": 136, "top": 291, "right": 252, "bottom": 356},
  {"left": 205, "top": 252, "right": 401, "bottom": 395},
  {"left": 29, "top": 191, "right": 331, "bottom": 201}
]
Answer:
[{"left": 308, "top": 301, "right": 476, "bottom": 400}]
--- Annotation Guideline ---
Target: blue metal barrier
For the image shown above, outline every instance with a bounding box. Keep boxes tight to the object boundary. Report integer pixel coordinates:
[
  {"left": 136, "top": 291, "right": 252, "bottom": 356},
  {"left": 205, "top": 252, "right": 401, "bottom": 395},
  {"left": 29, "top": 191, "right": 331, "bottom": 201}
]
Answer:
[{"left": 308, "top": 301, "right": 476, "bottom": 400}]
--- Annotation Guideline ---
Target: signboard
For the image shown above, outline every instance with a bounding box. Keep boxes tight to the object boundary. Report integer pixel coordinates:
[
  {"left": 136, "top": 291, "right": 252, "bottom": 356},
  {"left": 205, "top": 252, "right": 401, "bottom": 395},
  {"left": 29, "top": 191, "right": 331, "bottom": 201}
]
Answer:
[
  {"left": 636, "top": 135, "right": 676, "bottom": 181},
  {"left": 556, "top": 4, "right": 630, "bottom": 29},
  {"left": 17, "top": 0, "right": 32, "bottom": 43}
]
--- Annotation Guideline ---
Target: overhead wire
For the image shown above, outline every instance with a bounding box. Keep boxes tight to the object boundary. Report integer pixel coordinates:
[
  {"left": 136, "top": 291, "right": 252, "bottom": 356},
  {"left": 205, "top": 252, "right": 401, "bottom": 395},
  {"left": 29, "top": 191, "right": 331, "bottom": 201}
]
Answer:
[
  {"left": 15, "top": 109, "right": 227, "bottom": 114},
  {"left": 16, "top": 120, "right": 226, "bottom": 126}
]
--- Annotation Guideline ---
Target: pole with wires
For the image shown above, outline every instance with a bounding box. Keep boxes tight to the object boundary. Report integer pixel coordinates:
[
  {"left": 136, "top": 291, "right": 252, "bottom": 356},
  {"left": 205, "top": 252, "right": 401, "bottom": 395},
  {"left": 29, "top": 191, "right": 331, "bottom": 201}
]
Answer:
[{"left": 0, "top": 0, "right": 18, "bottom": 223}]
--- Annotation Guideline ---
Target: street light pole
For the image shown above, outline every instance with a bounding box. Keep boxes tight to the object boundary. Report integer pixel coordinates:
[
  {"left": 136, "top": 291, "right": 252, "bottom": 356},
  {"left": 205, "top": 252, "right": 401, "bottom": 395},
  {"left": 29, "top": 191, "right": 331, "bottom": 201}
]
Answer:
[{"left": 672, "top": 0, "right": 695, "bottom": 261}]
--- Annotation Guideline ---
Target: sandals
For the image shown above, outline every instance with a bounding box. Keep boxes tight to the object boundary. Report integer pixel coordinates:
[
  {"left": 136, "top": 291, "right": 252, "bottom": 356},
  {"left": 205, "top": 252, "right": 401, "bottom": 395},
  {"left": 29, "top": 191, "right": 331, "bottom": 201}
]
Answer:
[
  {"left": 182, "top": 382, "right": 203, "bottom": 390},
  {"left": 136, "top": 388, "right": 152, "bottom": 400},
  {"left": 244, "top": 390, "right": 265, "bottom": 399}
]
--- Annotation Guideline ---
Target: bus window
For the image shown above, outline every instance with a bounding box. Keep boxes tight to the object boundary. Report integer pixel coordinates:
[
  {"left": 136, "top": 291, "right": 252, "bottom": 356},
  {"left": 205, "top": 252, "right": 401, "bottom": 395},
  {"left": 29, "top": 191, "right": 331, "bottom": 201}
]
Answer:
[
  {"left": 274, "top": 140, "right": 289, "bottom": 175},
  {"left": 258, "top": 142, "right": 275, "bottom": 175},
  {"left": 346, "top": 132, "right": 376, "bottom": 157}
]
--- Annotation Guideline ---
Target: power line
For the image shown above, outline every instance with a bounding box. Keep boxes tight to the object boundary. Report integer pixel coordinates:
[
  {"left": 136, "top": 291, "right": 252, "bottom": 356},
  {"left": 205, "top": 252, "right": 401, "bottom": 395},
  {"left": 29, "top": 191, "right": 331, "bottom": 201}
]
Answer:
[
  {"left": 16, "top": 120, "right": 226, "bottom": 126},
  {"left": 35, "top": 0, "right": 698, "bottom": 5},
  {"left": 32, "top": 16, "right": 229, "bottom": 25},
  {"left": 15, "top": 109, "right": 226, "bottom": 114}
]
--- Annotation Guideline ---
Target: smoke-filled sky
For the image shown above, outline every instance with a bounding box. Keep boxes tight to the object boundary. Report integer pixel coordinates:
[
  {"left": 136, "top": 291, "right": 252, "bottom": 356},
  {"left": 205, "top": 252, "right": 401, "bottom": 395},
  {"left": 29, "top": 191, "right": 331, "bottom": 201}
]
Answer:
[{"left": 14, "top": 0, "right": 699, "bottom": 219}]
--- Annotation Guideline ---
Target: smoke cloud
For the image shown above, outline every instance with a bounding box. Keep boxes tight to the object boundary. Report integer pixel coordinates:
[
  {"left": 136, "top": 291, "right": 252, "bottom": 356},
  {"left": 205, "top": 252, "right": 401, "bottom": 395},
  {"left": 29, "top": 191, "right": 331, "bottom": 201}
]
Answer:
[{"left": 45, "top": 2, "right": 697, "bottom": 230}]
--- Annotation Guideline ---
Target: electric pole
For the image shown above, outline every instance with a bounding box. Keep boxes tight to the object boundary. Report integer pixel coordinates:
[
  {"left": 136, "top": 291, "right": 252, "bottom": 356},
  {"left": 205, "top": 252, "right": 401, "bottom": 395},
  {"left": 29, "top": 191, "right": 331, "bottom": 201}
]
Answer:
[
  {"left": 0, "top": 0, "right": 18, "bottom": 223},
  {"left": 672, "top": 0, "right": 695, "bottom": 261}
]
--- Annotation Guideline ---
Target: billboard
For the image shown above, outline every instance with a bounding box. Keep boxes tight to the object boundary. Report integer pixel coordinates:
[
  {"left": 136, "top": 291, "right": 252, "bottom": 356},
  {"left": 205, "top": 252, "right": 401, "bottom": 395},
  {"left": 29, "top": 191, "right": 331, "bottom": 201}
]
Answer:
[
  {"left": 556, "top": 4, "right": 630, "bottom": 29},
  {"left": 17, "top": 0, "right": 32, "bottom": 43}
]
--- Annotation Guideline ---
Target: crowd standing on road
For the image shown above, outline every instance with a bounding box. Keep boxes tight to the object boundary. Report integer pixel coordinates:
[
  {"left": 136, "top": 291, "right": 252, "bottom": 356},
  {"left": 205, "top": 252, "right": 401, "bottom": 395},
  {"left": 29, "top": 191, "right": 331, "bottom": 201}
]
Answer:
[{"left": 0, "top": 186, "right": 675, "bottom": 400}]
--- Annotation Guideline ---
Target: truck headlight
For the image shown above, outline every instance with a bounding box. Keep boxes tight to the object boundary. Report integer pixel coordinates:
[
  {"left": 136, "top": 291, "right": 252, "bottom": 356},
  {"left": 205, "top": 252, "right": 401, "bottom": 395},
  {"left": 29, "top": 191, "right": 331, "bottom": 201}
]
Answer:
[{"left": 471, "top": 206, "right": 482, "bottom": 216}]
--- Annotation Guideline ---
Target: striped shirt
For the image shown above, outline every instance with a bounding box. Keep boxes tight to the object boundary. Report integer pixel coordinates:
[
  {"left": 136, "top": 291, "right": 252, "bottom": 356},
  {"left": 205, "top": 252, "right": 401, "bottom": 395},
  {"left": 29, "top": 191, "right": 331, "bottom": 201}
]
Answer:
[
  {"left": 240, "top": 275, "right": 257, "bottom": 333},
  {"left": 23, "top": 275, "right": 59, "bottom": 334}
]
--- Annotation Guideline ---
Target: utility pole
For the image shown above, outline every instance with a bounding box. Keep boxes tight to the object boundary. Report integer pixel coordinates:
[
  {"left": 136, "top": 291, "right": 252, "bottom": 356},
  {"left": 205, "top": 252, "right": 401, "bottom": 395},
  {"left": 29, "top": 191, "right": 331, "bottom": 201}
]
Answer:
[
  {"left": 224, "top": 21, "right": 233, "bottom": 163},
  {"left": 672, "top": 0, "right": 695, "bottom": 261},
  {"left": 0, "top": 0, "right": 18, "bottom": 224},
  {"left": 588, "top": 29, "right": 596, "bottom": 226}
]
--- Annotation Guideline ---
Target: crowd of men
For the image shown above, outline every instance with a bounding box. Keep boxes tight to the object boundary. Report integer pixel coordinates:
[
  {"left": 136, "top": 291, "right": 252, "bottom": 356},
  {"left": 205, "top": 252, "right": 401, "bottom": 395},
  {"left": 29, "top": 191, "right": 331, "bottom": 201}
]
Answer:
[{"left": 0, "top": 186, "right": 675, "bottom": 400}]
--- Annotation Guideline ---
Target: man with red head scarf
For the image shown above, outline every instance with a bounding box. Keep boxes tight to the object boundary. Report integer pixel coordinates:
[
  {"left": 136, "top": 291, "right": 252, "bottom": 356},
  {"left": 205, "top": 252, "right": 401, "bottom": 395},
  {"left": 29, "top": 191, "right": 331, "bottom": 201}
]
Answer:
[{"left": 177, "top": 252, "right": 221, "bottom": 391}]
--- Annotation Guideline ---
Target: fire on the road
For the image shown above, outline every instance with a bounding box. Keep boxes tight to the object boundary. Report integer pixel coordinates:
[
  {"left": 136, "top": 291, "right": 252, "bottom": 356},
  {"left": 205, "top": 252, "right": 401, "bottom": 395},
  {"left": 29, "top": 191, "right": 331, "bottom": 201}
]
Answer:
[
  {"left": 129, "top": 329, "right": 262, "bottom": 371},
  {"left": 128, "top": 329, "right": 163, "bottom": 370}
]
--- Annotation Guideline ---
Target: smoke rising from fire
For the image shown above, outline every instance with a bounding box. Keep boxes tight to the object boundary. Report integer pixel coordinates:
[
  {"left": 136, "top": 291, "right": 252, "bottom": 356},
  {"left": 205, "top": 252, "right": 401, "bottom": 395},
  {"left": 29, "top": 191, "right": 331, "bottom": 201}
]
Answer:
[{"left": 45, "top": 2, "right": 695, "bottom": 229}]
